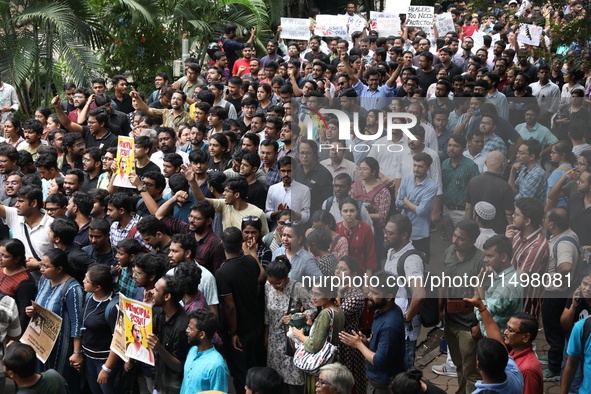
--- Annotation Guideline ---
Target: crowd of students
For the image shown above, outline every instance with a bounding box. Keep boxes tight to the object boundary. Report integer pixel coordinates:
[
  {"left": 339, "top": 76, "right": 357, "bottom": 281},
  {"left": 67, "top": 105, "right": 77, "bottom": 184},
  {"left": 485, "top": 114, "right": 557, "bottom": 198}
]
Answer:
[{"left": 0, "top": 0, "right": 590, "bottom": 393}]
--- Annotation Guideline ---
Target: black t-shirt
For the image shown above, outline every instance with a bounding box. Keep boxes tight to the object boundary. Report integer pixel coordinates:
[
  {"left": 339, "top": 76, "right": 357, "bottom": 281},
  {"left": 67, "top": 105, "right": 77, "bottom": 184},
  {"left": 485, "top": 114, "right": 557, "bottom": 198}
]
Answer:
[
  {"left": 417, "top": 68, "right": 438, "bottom": 93},
  {"left": 564, "top": 298, "right": 591, "bottom": 329},
  {"left": 81, "top": 294, "right": 118, "bottom": 359},
  {"left": 215, "top": 254, "right": 261, "bottom": 334},
  {"left": 226, "top": 95, "right": 242, "bottom": 116},
  {"left": 136, "top": 160, "right": 161, "bottom": 178},
  {"left": 246, "top": 180, "right": 267, "bottom": 211}
]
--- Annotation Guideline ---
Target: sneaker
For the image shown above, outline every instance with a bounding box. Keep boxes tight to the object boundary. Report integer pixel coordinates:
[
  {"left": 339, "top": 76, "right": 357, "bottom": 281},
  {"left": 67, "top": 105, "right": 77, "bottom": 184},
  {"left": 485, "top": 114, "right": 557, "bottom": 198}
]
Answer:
[
  {"left": 543, "top": 368, "right": 559, "bottom": 382},
  {"left": 538, "top": 354, "right": 548, "bottom": 365},
  {"left": 432, "top": 363, "right": 457, "bottom": 377}
]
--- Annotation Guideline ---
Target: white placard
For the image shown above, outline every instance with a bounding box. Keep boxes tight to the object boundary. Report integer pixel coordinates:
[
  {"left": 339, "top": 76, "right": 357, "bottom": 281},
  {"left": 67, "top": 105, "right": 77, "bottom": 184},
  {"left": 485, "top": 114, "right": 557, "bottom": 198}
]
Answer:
[
  {"left": 386, "top": 0, "right": 411, "bottom": 14},
  {"left": 280, "top": 18, "right": 312, "bottom": 40},
  {"left": 314, "top": 15, "right": 349, "bottom": 37},
  {"left": 517, "top": 23, "right": 543, "bottom": 46},
  {"left": 491, "top": 33, "right": 501, "bottom": 44},
  {"left": 346, "top": 14, "right": 365, "bottom": 33},
  {"left": 370, "top": 11, "right": 398, "bottom": 30},
  {"left": 435, "top": 13, "right": 455, "bottom": 35},
  {"left": 377, "top": 18, "right": 402, "bottom": 37},
  {"left": 471, "top": 30, "right": 485, "bottom": 50},
  {"left": 406, "top": 6, "right": 434, "bottom": 28}
]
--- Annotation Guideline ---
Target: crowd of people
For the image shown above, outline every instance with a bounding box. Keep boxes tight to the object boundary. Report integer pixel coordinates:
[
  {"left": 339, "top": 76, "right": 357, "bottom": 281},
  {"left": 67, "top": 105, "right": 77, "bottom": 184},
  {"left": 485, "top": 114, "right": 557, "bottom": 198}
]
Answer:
[{"left": 0, "top": 0, "right": 590, "bottom": 394}]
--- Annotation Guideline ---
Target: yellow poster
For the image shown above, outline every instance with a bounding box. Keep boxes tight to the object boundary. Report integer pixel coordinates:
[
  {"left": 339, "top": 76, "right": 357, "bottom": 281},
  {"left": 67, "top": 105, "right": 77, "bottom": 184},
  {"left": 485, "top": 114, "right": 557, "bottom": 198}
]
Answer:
[
  {"left": 20, "top": 302, "right": 63, "bottom": 363},
  {"left": 122, "top": 295, "right": 154, "bottom": 366},
  {"left": 110, "top": 297, "right": 129, "bottom": 362},
  {"left": 113, "top": 136, "right": 135, "bottom": 188}
]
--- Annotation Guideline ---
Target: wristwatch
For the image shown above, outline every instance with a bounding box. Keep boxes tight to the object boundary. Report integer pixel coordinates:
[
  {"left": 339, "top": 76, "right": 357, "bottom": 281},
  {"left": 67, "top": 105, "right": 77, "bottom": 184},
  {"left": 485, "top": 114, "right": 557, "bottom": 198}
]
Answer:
[{"left": 139, "top": 186, "right": 148, "bottom": 193}]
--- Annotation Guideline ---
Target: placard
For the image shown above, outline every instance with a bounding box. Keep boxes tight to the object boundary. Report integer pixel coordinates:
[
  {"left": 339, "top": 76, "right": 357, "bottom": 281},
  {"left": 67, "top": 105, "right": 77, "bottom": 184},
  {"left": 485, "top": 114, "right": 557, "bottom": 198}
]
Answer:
[
  {"left": 346, "top": 14, "right": 365, "bottom": 33},
  {"left": 471, "top": 30, "right": 485, "bottom": 50},
  {"left": 314, "top": 15, "right": 349, "bottom": 37},
  {"left": 377, "top": 18, "right": 402, "bottom": 37},
  {"left": 20, "top": 302, "right": 63, "bottom": 363},
  {"left": 436, "top": 13, "right": 455, "bottom": 35},
  {"left": 123, "top": 295, "right": 155, "bottom": 366},
  {"left": 280, "top": 18, "right": 311, "bottom": 40},
  {"left": 517, "top": 23, "right": 543, "bottom": 46},
  {"left": 113, "top": 136, "right": 135, "bottom": 188},
  {"left": 110, "top": 298, "right": 129, "bottom": 362},
  {"left": 406, "top": 6, "right": 434, "bottom": 28},
  {"left": 386, "top": 0, "right": 411, "bottom": 14},
  {"left": 369, "top": 11, "right": 398, "bottom": 30}
]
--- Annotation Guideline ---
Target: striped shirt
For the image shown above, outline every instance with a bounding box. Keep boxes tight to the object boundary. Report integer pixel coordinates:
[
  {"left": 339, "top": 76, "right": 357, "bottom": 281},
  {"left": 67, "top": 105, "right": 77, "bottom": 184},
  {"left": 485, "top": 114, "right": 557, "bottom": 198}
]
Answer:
[{"left": 511, "top": 228, "right": 549, "bottom": 319}]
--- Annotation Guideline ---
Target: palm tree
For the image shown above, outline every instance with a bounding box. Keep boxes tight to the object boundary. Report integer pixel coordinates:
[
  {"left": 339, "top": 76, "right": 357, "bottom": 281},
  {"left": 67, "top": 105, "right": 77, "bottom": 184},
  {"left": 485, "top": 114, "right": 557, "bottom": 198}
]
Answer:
[{"left": 0, "top": 0, "right": 105, "bottom": 113}]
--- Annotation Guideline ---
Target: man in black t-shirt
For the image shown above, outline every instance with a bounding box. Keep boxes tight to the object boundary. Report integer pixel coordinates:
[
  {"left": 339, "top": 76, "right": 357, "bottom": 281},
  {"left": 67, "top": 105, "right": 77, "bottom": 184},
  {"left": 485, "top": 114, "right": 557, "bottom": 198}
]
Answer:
[{"left": 215, "top": 227, "right": 261, "bottom": 394}]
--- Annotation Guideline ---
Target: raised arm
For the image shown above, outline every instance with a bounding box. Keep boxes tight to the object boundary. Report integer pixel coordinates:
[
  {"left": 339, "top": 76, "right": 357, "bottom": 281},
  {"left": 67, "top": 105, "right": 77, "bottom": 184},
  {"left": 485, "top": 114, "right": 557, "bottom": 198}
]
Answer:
[
  {"left": 129, "top": 89, "right": 154, "bottom": 117},
  {"left": 77, "top": 94, "right": 96, "bottom": 124},
  {"left": 340, "top": 52, "right": 359, "bottom": 85},
  {"left": 51, "top": 95, "right": 83, "bottom": 134}
]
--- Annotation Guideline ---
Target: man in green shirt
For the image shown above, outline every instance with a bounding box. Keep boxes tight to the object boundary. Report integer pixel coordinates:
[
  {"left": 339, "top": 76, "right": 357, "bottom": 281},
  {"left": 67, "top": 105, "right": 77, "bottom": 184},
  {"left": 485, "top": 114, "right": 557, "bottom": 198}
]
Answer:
[{"left": 442, "top": 134, "right": 480, "bottom": 243}]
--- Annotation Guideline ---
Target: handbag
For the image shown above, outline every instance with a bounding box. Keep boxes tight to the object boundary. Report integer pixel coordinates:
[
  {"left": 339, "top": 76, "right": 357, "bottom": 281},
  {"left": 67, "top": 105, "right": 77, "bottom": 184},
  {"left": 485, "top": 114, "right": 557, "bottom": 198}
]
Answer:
[
  {"left": 284, "top": 283, "right": 297, "bottom": 356},
  {"left": 293, "top": 308, "right": 337, "bottom": 374}
]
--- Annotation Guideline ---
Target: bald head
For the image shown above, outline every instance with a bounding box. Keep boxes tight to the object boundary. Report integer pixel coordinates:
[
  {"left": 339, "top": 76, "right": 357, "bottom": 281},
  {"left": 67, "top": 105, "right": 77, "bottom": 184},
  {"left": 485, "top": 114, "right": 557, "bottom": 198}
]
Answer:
[
  {"left": 547, "top": 207, "right": 569, "bottom": 232},
  {"left": 485, "top": 151, "right": 505, "bottom": 172}
]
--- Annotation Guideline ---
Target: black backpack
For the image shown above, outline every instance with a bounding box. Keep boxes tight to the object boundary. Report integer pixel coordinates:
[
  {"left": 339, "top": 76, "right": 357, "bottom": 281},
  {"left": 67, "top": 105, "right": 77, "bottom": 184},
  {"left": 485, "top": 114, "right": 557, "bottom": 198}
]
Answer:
[{"left": 396, "top": 249, "right": 440, "bottom": 327}]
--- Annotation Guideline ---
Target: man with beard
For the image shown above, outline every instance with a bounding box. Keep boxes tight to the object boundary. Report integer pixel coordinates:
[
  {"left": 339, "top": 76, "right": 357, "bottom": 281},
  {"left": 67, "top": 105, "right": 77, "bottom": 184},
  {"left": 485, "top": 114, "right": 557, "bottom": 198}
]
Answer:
[
  {"left": 82, "top": 218, "right": 117, "bottom": 267},
  {"left": 453, "top": 36, "right": 475, "bottom": 72},
  {"left": 132, "top": 90, "right": 193, "bottom": 133},
  {"left": 60, "top": 132, "right": 85, "bottom": 173},
  {"left": 0, "top": 144, "right": 19, "bottom": 202},
  {"left": 266, "top": 156, "right": 310, "bottom": 224},
  {"left": 180, "top": 310, "right": 228, "bottom": 394},
  {"left": 69, "top": 87, "right": 90, "bottom": 123},
  {"left": 110, "top": 75, "right": 133, "bottom": 114},
  {"left": 66, "top": 191, "right": 93, "bottom": 247},
  {"left": 339, "top": 270, "right": 405, "bottom": 391},
  {"left": 64, "top": 168, "right": 84, "bottom": 196},
  {"left": 2, "top": 171, "right": 22, "bottom": 207},
  {"left": 383, "top": 214, "right": 427, "bottom": 371},
  {"left": 232, "top": 43, "right": 255, "bottom": 77},
  {"left": 180, "top": 122, "right": 208, "bottom": 154},
  {"left": 82, "top": 148, "right": 103, "bottom": 191},
  {"left": 146, "top": 275, "right": 190, "bottom": 394},
  {"left": 91, "top": 93, "right": 132, "bottom": 137},
  {"left": 260, "top": 39, "right": 282, "bottom": 68},
  {"left": 166, "top": 234, "right": 219, "bottom": 314},
  {"left": 150, "top": 127, "right": 189, "bottom": 171}
]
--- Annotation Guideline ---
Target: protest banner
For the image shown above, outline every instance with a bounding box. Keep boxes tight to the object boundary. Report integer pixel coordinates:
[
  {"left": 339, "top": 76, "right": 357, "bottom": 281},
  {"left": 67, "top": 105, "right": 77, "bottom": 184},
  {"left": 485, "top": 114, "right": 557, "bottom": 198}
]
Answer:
[
  {"left": 385, "top": 0, "right": 411, "bottom": 14},
  {"left": 123, "top": 295, "right": 155, "bottom": 366},
  {"left": 20, "top": 302, "right": 62, "bottom": 363},
  {"left": 369, "top": 11, "right": 398, "bottom": 30},
  {"left": 406, "top": 6, "right": 434, "bottom": 28},
  {"left": 314, "top": 15, "right": 348, "bottom": 37},
  {"left": 377, "top": 17, "right": 401, "bottom": 37},
  {"left": 346, "top": 14, "right": 365, "bottom": 33},
  {"left": 517, "top": 23, "right": 543, "bottom": 46},
  {"left": 113, "top": 136, "right": 135, "bottom": 188},
  {"left": 280, "top": 18, "right": 311, "bottom": 40},
  {"left": 436, "top": 13, "right": 455, "bottom": 35},
  {"left": 110, "top": 298, "right": 129, "bottom": 362}
]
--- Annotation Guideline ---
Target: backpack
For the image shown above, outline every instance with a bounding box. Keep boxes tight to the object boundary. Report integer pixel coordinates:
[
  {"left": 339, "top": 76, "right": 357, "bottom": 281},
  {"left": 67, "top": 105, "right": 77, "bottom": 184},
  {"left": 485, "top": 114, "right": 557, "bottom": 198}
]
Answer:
[
  {"left": 552, "top": 235, "right": 588, "bottom": 285},
  {"left": 396, "top": 249, "right": 440, "bottom": 327},
  {"left": 84, "top": 292, "right": 120, "bottom": 326}
]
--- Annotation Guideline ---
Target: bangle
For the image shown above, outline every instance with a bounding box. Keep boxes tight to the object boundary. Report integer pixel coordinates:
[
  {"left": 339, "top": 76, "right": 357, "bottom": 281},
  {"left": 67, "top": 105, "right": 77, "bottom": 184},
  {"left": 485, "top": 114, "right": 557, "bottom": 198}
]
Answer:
[
  {"left": 73, "top": 351, "right": 82, "bottom": 355},
  {"left": 102, "top": 364, "right": 112, "bottom": 373},
  {"left": 478, "top": 306, "right": 487, "bottom": 313}
]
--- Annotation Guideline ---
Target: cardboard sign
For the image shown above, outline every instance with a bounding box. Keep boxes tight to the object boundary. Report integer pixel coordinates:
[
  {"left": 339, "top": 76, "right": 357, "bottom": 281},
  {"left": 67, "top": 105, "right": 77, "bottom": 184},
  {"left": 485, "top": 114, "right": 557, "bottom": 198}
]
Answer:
[
  {"left": 377, "top": 17, "right": 402, "bottom": 37},
  {"left": 110, "top": 298, "right": 129, "bottom": 362},
  {"left": 20, "top": 302, "right": 62, "bottom": 363},
  {"left": 113, "top": 136, "right": 135, "bottom": 188},
  {"left": 314, "top": 15, "right": 349, "bottom": 37},
  {"left": 370, "top": 11, "right": 398, "bottom": 30},
  {"left": 436, "top": 13, "right": 455, "bottom": 35},
  {"left": 123, "top": 296, "right": 155, "bottom": 366},
  {"left": 517, "top": 23, "right": 543, "bottom": 46},
  {"left": 346, "top": 14, "right": 365, "bottom": 33},
  {"left": 386, "top": 0, "right": 411, "bottom": 14},
  {"left": 280, "top": 18, "right": 311, "bottom": 40},
  {"left": 406, "top": 6, "right": 434, "bottom": 28}
]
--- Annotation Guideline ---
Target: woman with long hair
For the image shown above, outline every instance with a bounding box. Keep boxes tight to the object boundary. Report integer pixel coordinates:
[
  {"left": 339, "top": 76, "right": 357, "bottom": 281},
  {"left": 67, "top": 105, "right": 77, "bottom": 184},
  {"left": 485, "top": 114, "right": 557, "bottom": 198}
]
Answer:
[
  {"left": 272, "top": 221, "right": 323, "bottom": 283},
  {"left": 3, "top": 117, "right": 25, "bottom": 148},
  {"left": 48, "top": 176, "right": 65, "bottom": 196},
  {"left": 306, "top": 228, "right": 338, "bottom": 277},
  {"left": 35, "top": 106, "right": 52, "bottom": 138},
  {"left": 307, "top": 210, "right": 349, "bottom": 260},
  {"left": 334, "top": 256, "right": 367, "bottom": 394},
  {"left": 351, "top": 157, "right": 389, "bottom": 262},
  {"left": 208, "top": 132, "right": 231, "bottom": 172},
  {"left": 257, "top": 83, "right": 273, "bottom": 114},
  {"left": 0, "top": 239, "right": 36, "bottom": 329},
  {"left": 264, "top": 256, "right": 316, "bottom": 394},
  {"left": 336, "top": 197, "right": 377, "bottom": 275},
  {"left": 25, "top": 248, "right": 84, "bottom": 394},
  {"left": 242, "top": 215, "right": 272, "bottom": 278},
  {"left": 547, "top": 141, "right": 577, "bottom": 209},
  {"left": 390, "top": 367, "right": 446, "bottom": 394}
]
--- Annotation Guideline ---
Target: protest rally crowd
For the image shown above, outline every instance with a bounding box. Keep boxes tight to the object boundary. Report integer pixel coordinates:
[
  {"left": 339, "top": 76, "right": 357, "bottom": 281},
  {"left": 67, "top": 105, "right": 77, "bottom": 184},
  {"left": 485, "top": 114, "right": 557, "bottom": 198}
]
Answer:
[{"left": 0, "top": 0, "right": 591, "bottom": 393}]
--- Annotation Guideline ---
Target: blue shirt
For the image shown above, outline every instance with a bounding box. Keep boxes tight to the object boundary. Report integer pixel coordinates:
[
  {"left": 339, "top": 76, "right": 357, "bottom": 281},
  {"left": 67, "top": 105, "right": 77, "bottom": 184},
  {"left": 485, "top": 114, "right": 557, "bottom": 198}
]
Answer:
[
  {"left": 472, "top": 357, "right": 524, "bottom": 394},
  {"left": 353, "top": 81, "right": 394, "bottom": 111},
  {"left": 367, "top": 304, "right": 405, "bottom": 386},
  {"left": 567, "top": 317, "right": 591, "bottom": 393},
  {"left": 395, "top": 175, "right": 438, "bottom": 240},
  {"left": 272, "top": 246, "right": 322, "bottom": 284},
  {"left": 515, "top": 162, "right": 548, "bottom": 202},
  {"left": 180, "top": 346, "right": 228, "bottom": 394},
  {"left": 514, "top": 122, "right": 558, "bottom": 149}
]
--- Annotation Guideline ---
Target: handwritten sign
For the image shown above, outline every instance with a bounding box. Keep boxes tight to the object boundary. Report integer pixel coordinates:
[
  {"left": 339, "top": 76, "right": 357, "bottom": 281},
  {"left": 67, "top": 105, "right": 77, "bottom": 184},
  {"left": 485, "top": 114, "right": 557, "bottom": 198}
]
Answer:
[
  {"left": 346, "top": 14, "right": 365, "bottom": 33},
  {"left": 377, "top": 18, "right": 401, "bottom": 37},
  {"left": 386, "top": 0, "right": 411, "bottom": 14},
  {"left": 471, "top": 30, "right": 485, "bottom": 49},
  {"left": 280, "top": 18, "right": 311, "bottom": 40},
  {"left": 517, "top": 23, "right": 543, "bottom": 46},
  {"left": 436, "top": 13, "right": 455, "bottom": 35},
  {"left": 314, "top": 15, "right": 348, "bottom": 37},
  {"left": 406, "top": 6, "right": 434, "bottom": 28},
  {"left": 20, "top": 302, "right": 62, "bottom": 363},
  {"left": 370, "top": 11, "right": 398, "bottom": 30},
  {"left": 123, "top": 296, "right": 155, "bottom": 366}
]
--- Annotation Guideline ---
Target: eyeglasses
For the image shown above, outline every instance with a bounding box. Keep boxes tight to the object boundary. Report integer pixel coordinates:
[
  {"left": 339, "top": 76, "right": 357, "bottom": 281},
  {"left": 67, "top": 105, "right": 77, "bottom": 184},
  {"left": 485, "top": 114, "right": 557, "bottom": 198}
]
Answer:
[
  {"left": 242, "top": 216, "right": 260, "bottom": 222},
  {"left": 101, "top": 156, "right": 114, "bottom": 162},
  {"left": 142, "top": 182, "right": 155, "bottom": 188},
  {"left": 317, "top": 378, "right": 332, "bottom": 386},
  {"left": 45, "top": 207, "right": 64, "bottom": 212},
  {"left": 82, "top": 158, "right": 91, "bottom": 162},
  {"left": 39, "top": 264, "right": 55, "bottom": 270},
  {"left": 277, "top": 221, "right": 287, "bottom": 226},
  {"left": 383, "top": 229, "right": 396, "bottom": 237},
  {"left": 505, "top": 326, "right": 524, "bottom": 334},
  {"left": 4, "top": 180, "right": 19, "bottom": 185},
  {"left": 132, "top": 269, "right": 146, "bottom": 276},
  {"left": 186, "top": 326, "right": 200, "bottom": 332}
]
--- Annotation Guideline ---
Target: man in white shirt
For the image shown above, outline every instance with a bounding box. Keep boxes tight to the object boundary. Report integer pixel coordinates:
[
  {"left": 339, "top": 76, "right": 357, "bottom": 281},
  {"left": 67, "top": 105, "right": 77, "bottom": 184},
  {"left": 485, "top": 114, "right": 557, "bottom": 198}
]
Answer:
[
  {"left": 321, "top": 173, "right": 374, "bottom": 231},
  {"left": 0, "top": 73, "right": 20, "bottom": 124},
  {"left": 320, "top": 140, "right": 359, "bottom": 181},
  {"left": 530, "top": 64, "right": 560, "bottom": 127},
  {"left": 463, "top": 130, "right": 487, "bottom": 173},
  {"left": 266, "top": 156, "right": 310, "bottom": 224},
  {"left": 150, "top": 127, "right": 190, "bottom": 170}
]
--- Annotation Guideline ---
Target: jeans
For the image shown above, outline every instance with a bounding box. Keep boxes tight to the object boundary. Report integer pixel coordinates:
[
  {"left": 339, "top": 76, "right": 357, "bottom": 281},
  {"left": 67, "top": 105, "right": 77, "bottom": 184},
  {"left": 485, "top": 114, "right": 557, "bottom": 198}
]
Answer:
[
  {"left": 404, "top": 339, "right": 417, "bottom": 371},
  {"left": 542, "top": 297, "right": 567, "bottom": 373},
  {"left": 85, "top": 357, "right": 124, "bottom": 394},
  {"left": 223, "top": 328, "right": 260, "bottom": 394}
]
